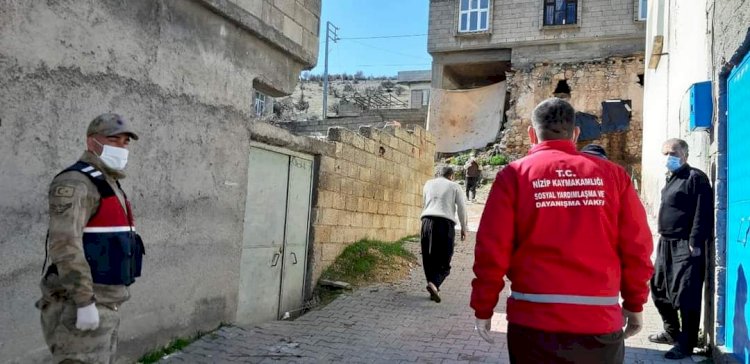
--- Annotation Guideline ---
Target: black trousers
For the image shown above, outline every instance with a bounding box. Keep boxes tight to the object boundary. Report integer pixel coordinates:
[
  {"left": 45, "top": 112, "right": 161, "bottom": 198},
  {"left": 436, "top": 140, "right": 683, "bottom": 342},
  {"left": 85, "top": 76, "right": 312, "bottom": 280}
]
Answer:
[
  {"left": 508, "top": 324, "right": 624, "bottom": 364},
  {"left": 466, "top": 176, "right": 479, "bottom": 200},
  {"left": 420, "top": 216, "right": 455, "bottom": 288},
  {"left": 650, "top": 237, "right": 705, "bottom": 352}
]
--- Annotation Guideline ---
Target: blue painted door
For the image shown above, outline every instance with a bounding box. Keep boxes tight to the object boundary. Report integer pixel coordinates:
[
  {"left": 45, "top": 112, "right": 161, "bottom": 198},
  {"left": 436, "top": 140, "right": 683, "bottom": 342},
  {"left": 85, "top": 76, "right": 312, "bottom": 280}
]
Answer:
[{"left": 726, "top": 51, "right": 750, "bottom": 363}]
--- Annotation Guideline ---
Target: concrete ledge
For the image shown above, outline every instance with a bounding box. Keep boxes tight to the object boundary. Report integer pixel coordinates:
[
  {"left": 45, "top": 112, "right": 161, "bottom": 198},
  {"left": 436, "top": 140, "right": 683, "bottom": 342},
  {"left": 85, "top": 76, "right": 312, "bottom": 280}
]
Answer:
[
  {"left": 249, "top": 121, "right": 333, "bottom": 156},
  {"left": 428, "top": 33, "right": 645, "bottom": 55},
  {"left": 197, "top": 0, "right": 317, "bottom": 67}
]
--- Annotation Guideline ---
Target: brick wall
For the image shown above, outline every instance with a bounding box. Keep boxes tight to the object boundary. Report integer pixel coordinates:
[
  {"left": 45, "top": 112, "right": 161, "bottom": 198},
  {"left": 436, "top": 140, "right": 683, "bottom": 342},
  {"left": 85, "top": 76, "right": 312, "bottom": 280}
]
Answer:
[
  {"left": 501, "top": 56, "right": 645, "bottom": 175},
  {"left": 287, "top": 108, "right": 429, "bottom": 136},
  {"left": 310, "top": 125, "right": 436, "bottom": 281},
  {"left": 428, "top": 0, "right": 645, "bottom": 64}
]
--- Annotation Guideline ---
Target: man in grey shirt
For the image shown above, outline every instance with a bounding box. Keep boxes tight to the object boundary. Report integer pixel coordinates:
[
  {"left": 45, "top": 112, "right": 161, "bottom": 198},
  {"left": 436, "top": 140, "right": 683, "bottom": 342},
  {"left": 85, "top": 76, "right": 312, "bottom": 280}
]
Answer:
[{"left": 420, "top": 166, "right": 468, "bottom": 303}]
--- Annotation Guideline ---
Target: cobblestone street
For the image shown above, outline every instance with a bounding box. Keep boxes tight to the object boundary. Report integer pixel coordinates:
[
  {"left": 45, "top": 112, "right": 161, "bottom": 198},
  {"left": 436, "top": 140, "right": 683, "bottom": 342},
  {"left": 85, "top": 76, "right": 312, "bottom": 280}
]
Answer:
[{"left": 160, "top": 203, "right": 705, "bottom": 364}]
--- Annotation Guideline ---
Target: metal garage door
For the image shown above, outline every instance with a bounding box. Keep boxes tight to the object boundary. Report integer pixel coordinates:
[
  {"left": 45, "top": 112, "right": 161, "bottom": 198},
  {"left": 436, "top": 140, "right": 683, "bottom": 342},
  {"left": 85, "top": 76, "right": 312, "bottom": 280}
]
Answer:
[
  {"left": 726, "top": 51, "right": 750, "bottom": 361},
  {"left": 236, "top": 143, "right": 313, "bottom": 325}
]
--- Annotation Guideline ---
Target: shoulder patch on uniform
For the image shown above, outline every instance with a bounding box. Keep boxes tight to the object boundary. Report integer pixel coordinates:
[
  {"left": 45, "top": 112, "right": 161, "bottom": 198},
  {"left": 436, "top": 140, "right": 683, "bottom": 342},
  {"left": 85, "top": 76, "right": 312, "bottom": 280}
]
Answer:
[
  {"left": 53, "top": 185, "right": 75, "bottom": 197},
  {"left": 50, "top": 203, "right": 73, "bottom": 214}
]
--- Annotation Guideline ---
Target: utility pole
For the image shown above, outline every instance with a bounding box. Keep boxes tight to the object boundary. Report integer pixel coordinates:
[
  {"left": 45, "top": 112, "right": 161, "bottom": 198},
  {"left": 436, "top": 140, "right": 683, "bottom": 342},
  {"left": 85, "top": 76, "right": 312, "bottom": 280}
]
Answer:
[{"left": 322, "top": 21, "right": 339, "bottom": 120}]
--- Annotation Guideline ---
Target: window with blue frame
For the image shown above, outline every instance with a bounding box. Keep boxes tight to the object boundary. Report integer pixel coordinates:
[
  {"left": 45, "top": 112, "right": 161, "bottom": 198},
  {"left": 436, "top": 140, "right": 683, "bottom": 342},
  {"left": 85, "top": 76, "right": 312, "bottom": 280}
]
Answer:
[
  {"left": 459, "top": 0, "right": 490, "bottom": 33},
  {"left": 543, "top": 0, "right": 577, "bottom": 26}
]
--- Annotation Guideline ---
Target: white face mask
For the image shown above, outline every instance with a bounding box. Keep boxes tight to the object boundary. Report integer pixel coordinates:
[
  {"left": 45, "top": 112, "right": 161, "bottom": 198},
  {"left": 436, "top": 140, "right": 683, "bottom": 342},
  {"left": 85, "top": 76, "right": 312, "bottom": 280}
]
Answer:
[{"left": 95, "top": 141, "right": 129, "bottom": 171}]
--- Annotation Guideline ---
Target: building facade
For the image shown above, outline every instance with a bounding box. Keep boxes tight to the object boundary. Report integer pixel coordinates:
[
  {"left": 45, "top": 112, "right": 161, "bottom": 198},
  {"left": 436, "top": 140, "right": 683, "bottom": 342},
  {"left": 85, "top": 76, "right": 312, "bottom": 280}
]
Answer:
[
  {"left": 640, "top": 0, "right": 750, "bottom": 362},
  {"left": 428, "top": 0, "right": 647, "bottom": 174}
]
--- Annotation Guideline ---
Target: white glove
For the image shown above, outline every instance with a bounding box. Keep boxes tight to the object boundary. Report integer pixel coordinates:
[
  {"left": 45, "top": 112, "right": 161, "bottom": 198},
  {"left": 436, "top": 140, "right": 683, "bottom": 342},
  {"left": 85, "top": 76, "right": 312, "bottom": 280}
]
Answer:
[
  {"left": 76, "top": 303, "right": 100, "bottom": 331},
  {"left": 475, "top": 319, "right": 494, "bottom": 344},
  {"left": 622, "top": 309, "right": 643, "bottom": 339}
]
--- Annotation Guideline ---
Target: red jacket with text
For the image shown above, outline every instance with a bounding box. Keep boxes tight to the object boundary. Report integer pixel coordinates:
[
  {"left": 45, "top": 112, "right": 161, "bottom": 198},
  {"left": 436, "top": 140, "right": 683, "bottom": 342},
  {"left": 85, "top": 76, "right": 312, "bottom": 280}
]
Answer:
[{"left": 470, "top": 140, "right": 653, "bottom": 334}]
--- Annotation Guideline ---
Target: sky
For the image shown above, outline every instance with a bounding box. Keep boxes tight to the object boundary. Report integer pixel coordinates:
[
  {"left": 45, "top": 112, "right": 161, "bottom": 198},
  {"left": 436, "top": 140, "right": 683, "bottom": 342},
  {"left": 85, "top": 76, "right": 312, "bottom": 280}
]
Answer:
[{"left": 307, "top": 1, "right": 431, "bottom": 78}]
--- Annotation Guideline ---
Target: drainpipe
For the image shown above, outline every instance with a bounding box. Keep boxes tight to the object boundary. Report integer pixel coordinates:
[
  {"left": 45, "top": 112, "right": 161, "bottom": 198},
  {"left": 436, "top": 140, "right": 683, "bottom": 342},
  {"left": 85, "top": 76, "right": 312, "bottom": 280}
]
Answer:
[{"left": 713, "top": 72, "right": 727, "bottom": 346}]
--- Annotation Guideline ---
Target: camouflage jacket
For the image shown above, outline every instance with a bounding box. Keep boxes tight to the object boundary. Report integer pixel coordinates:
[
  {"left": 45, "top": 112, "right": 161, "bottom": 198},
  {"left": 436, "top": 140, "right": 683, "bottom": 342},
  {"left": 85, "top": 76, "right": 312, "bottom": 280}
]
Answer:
[{"left": 40, "top": 151, "right": 131, "bottom": 307}]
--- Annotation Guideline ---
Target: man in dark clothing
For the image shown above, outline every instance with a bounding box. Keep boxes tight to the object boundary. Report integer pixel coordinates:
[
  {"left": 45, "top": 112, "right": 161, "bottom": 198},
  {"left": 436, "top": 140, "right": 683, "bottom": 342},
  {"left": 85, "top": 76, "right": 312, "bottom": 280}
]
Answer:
[
  {"left": 649, "top": 138, "right": 714, "bottom": 360},
  {"left": 464, "top": 154, "right": 480, "bottom": 202}
]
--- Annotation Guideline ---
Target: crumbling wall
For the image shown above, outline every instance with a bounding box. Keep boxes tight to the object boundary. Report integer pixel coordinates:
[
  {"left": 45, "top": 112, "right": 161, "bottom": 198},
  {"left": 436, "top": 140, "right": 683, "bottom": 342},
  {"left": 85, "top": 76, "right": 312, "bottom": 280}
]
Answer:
[
  {"left": 311, "top": 126, "right": 435, "bottom": 281},
  {"left": 501, "top": 56, "right": 645, "bottom": 175}
]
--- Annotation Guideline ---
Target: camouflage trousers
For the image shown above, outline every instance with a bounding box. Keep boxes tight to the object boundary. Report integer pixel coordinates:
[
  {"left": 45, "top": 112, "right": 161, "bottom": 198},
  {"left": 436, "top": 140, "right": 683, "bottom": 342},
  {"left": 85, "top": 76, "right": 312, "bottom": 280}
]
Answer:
[{"left": 39, "top": 300, "right": 120, "bottom": 364}]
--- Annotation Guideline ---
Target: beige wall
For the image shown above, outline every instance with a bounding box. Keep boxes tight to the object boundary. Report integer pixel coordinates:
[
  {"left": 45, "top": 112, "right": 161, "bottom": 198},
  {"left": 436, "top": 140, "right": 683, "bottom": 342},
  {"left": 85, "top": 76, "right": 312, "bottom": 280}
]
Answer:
[
  {"left": 310, "top": 126, "right": 435, "bottom": 281},
  {"left": 502, "top": 56, "right": 645, "bottom": 176}
]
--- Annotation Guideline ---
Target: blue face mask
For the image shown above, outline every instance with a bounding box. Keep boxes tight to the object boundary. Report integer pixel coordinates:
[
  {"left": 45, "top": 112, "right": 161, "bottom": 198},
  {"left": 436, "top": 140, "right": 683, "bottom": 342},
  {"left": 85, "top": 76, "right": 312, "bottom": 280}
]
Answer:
[{"left": 665, "top": 155, "right": 683, "bottom": 172}]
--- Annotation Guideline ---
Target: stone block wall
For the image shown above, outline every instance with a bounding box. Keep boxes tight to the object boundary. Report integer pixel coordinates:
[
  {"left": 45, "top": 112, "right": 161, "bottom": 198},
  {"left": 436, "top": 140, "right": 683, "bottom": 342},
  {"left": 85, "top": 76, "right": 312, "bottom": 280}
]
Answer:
[
  {"left": 287, "top": 108, "right": 429, "bottom": 136},
  {"left": 501, "top": 56, "right": 645, "bottom": 176},
  {"left": 310, "top": 126, "right": 435, "bottom": 281}
]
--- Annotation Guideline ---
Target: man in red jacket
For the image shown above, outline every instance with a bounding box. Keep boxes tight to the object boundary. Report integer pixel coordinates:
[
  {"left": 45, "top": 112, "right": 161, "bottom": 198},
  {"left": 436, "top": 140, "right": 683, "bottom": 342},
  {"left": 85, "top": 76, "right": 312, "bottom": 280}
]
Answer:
[{"left": 470, "top": 98, "right": 654, "bottom": 363}]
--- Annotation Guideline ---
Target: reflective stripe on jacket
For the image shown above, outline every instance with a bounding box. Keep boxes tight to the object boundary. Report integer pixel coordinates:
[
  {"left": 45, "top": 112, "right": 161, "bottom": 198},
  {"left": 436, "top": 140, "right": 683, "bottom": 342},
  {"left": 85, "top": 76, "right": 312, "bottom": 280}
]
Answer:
[{"left": 69, "top": 162, "right": 143, "bottom": 286}]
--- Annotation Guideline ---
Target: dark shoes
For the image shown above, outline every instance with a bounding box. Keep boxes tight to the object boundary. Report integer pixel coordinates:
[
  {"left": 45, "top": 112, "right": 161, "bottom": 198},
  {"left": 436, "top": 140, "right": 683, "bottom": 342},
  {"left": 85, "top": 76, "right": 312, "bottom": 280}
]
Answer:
[
  {"left": 664, "top": 345, "right": 691, "bottom": 360},
  {"left": 426, "top": 283, "right": 441, "bottom": 303},
  {"left": 648, "top": 331, "right": 676, "bottom": 345},
  {"left": 648, "top": 331, "right": 695, "bottom": 359}
]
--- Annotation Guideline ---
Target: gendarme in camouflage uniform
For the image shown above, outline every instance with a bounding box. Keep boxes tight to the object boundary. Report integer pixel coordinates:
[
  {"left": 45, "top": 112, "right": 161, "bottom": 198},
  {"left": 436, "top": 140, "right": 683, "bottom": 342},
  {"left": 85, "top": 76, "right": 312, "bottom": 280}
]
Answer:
[{"left": 38, "top": 114, "right": 144, "bottom": 364}]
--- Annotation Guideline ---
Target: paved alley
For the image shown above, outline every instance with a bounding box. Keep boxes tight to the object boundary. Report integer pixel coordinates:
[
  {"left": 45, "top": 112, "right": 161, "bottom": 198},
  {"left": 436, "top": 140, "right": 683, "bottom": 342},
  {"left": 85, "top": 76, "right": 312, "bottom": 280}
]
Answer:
[{"left": 160, "top": 208, "right": 704, "bottom": 364}]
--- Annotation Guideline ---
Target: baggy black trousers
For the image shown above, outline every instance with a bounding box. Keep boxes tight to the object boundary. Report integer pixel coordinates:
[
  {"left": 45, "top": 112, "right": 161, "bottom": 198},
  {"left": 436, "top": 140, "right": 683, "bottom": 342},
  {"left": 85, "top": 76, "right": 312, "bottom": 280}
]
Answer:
[
  {"left": 508, "top": 324, "right": 624, "bottom": 364},
  {"left": 650, "top": 237, "right": 705, "bottom": 352},
  {"left": 420, "top": 216, "right": 455, "bottom": 288}
]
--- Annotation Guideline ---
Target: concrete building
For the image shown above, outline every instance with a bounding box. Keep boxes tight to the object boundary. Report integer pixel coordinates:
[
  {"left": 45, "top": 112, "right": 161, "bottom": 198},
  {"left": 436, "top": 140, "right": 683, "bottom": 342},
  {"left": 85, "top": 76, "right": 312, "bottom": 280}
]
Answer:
[
  {"left": 427, "top": 0, "right": 648, "bottom": 173},
  {"left": 0, "top": 0, "right": 322, "bottom": 362},
  {"left": 640, "top": 1, "right": 750, "bottom": 362},
  {"left": 397, "top": 70, "right": 433, "bottom": 109}
]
